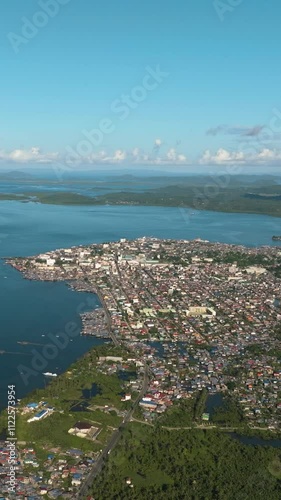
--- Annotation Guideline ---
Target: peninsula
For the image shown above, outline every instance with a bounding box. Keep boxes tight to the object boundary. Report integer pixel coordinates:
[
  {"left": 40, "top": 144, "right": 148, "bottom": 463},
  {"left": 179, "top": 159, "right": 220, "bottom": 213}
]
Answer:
[{"left": 2, "top": 237, "right": 281, "bottom": 498}]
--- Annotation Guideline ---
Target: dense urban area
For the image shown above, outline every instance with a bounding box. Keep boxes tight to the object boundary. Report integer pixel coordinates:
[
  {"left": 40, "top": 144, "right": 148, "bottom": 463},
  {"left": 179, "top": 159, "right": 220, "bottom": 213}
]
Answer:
[{"left": 1, "top": 237, "right": 281, "bottom": 498}]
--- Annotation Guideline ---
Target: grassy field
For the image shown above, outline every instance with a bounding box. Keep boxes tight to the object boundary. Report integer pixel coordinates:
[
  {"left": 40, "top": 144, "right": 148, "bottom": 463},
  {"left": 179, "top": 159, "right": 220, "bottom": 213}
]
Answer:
[{"left": 0, "top": 345, "right": 130, "bottom": 454}]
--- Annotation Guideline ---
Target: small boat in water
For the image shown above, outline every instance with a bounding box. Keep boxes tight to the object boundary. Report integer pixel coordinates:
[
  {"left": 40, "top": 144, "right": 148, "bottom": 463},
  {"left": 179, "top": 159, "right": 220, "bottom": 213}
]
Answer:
[{"left": 43, "top": 372, "right": 58, "bottom": 377}]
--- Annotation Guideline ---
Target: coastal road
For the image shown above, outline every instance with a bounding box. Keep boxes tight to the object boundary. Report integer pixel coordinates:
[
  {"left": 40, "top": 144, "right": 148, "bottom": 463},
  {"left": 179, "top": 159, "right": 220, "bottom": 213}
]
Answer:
[
  {"left": 95, "top": 285, "right": 119, "bottom": 347},
  {"left": 80, "top": 265, "right": 119, "bottom": 347},
  {"left": 77, "top": 363, "right": 149, "bottom": 499}
]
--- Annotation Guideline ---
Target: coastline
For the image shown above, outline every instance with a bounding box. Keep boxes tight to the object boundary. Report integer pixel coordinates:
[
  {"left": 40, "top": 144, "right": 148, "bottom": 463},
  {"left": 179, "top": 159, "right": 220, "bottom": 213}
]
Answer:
[
  {"left": 1, "top": 193, "right": 281, "bottom": 218},
  {"left": 5, "top": 259, "right": 113, "bottom": 342},
  {"left": 3, "top": 236, "right": 281, "bottom": 434},
  {"left": 1, "top": 237, "right": 281, "bottom": 497}
]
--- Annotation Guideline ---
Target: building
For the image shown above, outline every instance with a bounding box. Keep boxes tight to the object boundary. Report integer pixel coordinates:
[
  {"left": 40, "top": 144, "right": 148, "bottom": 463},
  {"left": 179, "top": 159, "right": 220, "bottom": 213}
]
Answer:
[{"left": 27, "top": 409, "right": 51, "bottom": 423}]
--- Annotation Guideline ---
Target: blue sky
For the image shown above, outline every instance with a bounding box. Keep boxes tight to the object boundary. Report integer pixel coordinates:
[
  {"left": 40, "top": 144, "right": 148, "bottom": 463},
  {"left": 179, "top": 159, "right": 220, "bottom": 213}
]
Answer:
[{"left": 1, "top": 0, "right": 281, "bottom": 170}]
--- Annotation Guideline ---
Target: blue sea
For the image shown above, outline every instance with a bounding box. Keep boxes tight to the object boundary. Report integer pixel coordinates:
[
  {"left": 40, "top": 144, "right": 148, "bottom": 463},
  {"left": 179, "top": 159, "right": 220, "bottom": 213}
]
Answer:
[{"left": 0, "top": 200, "right": 281, "bottom": 410}]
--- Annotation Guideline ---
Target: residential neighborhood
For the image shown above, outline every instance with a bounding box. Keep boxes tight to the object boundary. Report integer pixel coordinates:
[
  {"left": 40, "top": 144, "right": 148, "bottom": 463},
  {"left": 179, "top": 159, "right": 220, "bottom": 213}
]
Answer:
[{"left": 3, "top": 237, "right": 281, "bottom": 496}]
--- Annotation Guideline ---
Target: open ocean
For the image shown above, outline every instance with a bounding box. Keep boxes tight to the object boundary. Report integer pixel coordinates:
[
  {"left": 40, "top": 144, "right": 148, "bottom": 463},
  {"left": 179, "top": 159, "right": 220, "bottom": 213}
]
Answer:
[{"left": 0, "top": 200, "right": 281, "bottom": 410}]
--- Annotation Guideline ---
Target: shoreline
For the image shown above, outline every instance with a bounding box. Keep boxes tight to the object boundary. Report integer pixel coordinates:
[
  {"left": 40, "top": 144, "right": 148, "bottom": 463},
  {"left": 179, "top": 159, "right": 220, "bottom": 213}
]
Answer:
[
  {"left": 1, "top": 236, "right": 281, "bottom": 496},
  {"left": 3, "top": 237, "right": 281, "bottom": 434},
  {"left": 1, "top": 196, "right": 281, "bottom": 219},
  {"left": 5, "top": 260, "right": 114, "bottom": 342}
]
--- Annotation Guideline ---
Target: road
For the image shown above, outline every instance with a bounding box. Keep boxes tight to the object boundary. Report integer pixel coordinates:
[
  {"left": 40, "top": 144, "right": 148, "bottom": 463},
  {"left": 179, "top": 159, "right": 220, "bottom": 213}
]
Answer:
[
  {"left": 77, "top": 363, "right": 149, "bottom": 499},
  {"left": 95, "top": 285, "right": 119, "bottom": 347}
]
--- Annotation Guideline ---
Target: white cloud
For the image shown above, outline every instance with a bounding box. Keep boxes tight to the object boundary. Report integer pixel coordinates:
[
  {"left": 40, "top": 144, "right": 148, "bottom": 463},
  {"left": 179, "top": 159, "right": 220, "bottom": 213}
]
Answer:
[
  {"left": 256, "top": 148, "right": 281, "bottom": 160},
  {"left": 153, "top": 138, "right": 164, "bottom": 154},
  {"left": 67, "top": 145, "right": 281, "bottom": 167},
  {"left": 0, "top": 147, "right": 59, "bottom": 164},
  {"left": 199, "top": 147, "right": 281, "bottom": 165},
  {"left": 177, "top": 154, "right": 187, "bottom": 162},
  {"left": 78, "top": 151, "right": 107, "bottom": 164},
  {"left": 67, "top": 145, "right": 189, "bottom": 166},
  {"left": 166, "top": 148, "right": 187, "bottom": 163},
  {"left": 166, "top": 148, "right": 177, "bottom": 161},
  {"left": 200, "top": 148, "right": 245, "bottom": 164},
  {"left": 103, "top": 149, "right": 127, "bottom": 163},
  {"left": 128, "top": 146, "right": 189, "bottom": 165}
]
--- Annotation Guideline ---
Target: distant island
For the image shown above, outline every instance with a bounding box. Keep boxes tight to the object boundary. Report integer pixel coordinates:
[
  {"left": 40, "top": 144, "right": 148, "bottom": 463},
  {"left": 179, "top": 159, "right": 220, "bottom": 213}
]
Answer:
[
  {"left": 1, "top": 175, "right": 281, "bottom": 217},
  {"left": 0, "top": 170, "right": 35, "bottom": 180}
]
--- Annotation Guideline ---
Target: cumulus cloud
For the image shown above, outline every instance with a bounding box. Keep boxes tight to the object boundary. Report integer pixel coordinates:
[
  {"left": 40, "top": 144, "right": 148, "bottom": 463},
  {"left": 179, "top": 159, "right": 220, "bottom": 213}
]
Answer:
[
  {"left": 177, "top": 154, "right": 187, "bottom": 162},
  {"left": 108, "top": 149, "right": 126, "bottom": 162},
  {"left": 129, "top": 146, "right": 188, "bottom": 165},
  {"left": 166, "top": 148, "right": 178, "bottom": 161},
  {"left": 200, "top": 148, "right": 245, "bottom": 164},
  {"left": 67, "top": 143, "right": 182, "bottom": 167},
  {"left": 0, "top": 147, "right": 59, "bottom": 164},
  {"left": 166, "top": 148, "right": 187, "bottom": 163},
  {"left": 75, "top": 143, "right": 189, "bottom": 166},
  {"left": 256, "top": 148, "right": 281, "bottom": 161},
  {"left": 132, "top": 147, "right": 140, "bottom": 158},
  {"left": 153, "top": 138, "right": 164, "bottom": 154},
  {"left": 2, "top": 143, "right": 280, "bottom": 168},
  {"left": 200, "top": 147, "right": 281, "bottom": 165},
  {"left": 67, "top": 149, "right": 127, "bottom": 165},
  {"left": 79, "top": 145, "right": 280, "bottom": 166}
]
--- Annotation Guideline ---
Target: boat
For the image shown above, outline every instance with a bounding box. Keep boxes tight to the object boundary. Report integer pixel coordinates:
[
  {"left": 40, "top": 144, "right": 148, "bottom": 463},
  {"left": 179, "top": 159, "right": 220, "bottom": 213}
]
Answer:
[
  {"left": 272, "top": 236, "right": 281, "bottom": 241},
  {"left": 43, "top": 372, "right": 58, "bottom": 377}
]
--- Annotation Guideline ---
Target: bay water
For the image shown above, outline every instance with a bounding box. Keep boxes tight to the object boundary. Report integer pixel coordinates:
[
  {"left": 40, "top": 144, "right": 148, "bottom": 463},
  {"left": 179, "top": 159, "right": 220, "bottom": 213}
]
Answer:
[{"left": 0, "top": 200, "right": 280, "bottom": 410}]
